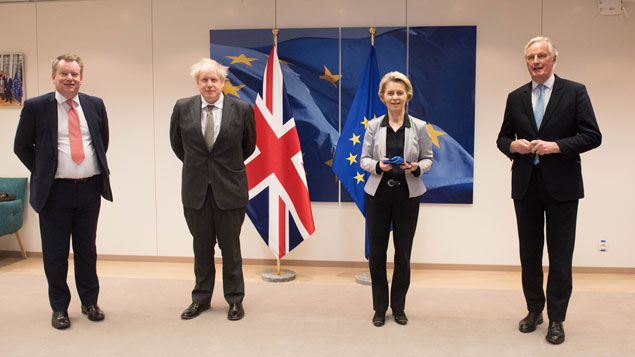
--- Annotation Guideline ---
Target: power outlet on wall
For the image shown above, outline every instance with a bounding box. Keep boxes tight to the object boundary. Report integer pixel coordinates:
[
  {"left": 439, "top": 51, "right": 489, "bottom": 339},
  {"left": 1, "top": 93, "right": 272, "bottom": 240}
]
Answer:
[{"left": 599, "top": 239, "right": 608, "bottom": 252}]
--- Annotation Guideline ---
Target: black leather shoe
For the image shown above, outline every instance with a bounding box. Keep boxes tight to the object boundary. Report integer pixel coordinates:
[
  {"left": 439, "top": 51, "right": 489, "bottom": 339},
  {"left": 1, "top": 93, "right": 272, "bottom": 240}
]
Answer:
[
  {"left": 519, "top": 311, "right": 543, "bottom": 333},
  {"left": 181, "top": 303, "right": 210, "bottom": 320},
  {"left": 81, "top": 304, "right": 105, "bottom": 321},
  {"left": 227, "top": 303, "right": 244, "bottom": 321},
  {"left": 372, "top": 311, "right": 385, "bottom": 327},
  {"left": 546, "top": 321, "right": 565, "bottom": 344},
  {"left": 52, "top": 311, "right": 71, "bottom": 329},
  {"left": 394, "top": 311, "right": 408, "bottom": 325}
]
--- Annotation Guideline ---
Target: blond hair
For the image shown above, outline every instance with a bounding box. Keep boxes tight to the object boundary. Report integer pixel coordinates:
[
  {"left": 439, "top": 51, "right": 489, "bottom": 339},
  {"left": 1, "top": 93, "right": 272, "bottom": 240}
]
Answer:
[
  {"left": 190, "top": 58, "right": 228, "bottom": 81},
  {"left": 378, "top": 71, "right": 413, "bottom": 103}
]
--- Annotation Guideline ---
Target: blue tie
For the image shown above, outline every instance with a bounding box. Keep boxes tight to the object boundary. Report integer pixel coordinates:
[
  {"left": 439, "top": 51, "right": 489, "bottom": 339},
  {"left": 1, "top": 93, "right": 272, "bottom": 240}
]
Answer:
[{"left": 533, "top": 84, "right": 545, "bottom": 164}]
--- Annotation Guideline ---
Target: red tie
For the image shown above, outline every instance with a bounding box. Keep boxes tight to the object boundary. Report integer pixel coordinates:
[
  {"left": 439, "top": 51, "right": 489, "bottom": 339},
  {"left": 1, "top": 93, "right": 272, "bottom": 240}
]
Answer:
[{"left": 67, "top": 99, "right": 85, "bottom": 164}]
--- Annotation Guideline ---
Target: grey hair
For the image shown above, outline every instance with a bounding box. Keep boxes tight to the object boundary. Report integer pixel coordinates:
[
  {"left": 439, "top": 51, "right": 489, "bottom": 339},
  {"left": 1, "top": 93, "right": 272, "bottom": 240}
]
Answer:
[{"left": 524, "top": 36, "right": 559, "bottom": 57}]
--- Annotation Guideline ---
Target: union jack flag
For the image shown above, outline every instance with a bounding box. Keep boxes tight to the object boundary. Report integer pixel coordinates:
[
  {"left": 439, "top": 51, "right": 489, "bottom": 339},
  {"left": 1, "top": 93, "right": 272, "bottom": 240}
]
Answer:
[{"left": 245, "top": 44, "right": 316, "bottom": 259}]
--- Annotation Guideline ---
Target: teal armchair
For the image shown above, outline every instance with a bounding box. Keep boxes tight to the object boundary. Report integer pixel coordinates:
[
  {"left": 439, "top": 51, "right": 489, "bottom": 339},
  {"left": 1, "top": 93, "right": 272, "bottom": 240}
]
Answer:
[{"left": 0, "top": 177, "right": 28, "bottom": 258}]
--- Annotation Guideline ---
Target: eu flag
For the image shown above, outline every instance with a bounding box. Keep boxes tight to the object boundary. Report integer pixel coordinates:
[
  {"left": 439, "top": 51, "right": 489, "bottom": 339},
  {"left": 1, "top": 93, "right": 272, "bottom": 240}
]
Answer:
[{"left": 332, "top": 46, "right": 385, "bottom": 257}]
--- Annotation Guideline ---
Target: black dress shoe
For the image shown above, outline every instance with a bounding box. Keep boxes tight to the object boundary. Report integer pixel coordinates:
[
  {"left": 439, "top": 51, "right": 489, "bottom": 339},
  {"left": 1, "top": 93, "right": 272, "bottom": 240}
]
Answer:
[
  {"left": 546, "top": 321, "right": 565, "bottom": 344},
  {"left": 81, "top": 304, "right": 105, "bottom": 321},
  {"left": 227, "top": 303, "right": 244, "bottom": 321},
  {"left": 181, "top": 303, "right": 210, "bottom": 320},
  {"left": 52, "top": 311, "right": 71, "bottom": 329},
  {"left": 519, "top": 311, "right": 543, "bottom": 333},
  {"left": 372, "top": 311, "right": 386, "bottom": 327},
  {"left": 394, "top": 311, "right": 408, "bottom": 325}
]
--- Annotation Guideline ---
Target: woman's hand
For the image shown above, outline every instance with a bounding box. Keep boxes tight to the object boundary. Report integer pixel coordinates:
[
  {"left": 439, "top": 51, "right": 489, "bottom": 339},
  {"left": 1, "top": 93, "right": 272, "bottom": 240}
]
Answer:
[
  {"left": 400, "top": 161, "right": 419, "bottom": 172},
  {"left": 379, "top": 158, "right": 393, "bottom": 172}
]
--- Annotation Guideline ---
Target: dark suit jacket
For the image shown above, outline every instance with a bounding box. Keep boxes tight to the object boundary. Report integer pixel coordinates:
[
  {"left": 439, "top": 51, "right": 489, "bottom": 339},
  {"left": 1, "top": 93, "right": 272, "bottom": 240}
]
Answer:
[
  {"left": 169, "top": 95, "right": 256, "bottom": 210},
  {"left": 497, "top": 75, "right": 602, "bottom": 201},
  {"left": 14, "top": 92, "right": 113, "bottom": 213}
]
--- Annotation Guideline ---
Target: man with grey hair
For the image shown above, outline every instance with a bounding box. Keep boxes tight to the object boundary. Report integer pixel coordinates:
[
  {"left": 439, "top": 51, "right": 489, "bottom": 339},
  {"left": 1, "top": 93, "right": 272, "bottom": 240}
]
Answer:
[
  {"left": 14, "top": 54, "right": 112, "bottom": 329},
  {"left": 497, "top": 37, "right": 601, "bottom": 344},
  {"left": 170, "top": 58, "right": 256, "bottom": 321}
]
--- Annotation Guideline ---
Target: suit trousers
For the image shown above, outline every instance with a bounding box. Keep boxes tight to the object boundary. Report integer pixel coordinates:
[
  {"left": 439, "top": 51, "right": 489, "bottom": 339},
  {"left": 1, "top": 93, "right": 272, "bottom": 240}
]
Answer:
[
  {"left": 184, "top": 185, "right": 245, "bottom": 305},
  {"left": 366, "top": 180, "right": 420, "bottom": 313},
  {"left": 39, "top": 176, "right": 102, "bottom": 312},
  {"left": 514, "top": 164, "right": 578, "bottom": 322}
]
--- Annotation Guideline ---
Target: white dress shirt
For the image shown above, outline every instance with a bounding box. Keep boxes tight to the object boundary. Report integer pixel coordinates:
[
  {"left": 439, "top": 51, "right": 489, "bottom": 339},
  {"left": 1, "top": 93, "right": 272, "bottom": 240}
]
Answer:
[
  {"left": 200, "top": 93, "right": 224, "bottom": 142},
  {"left": 54, "top": 91, "right": 101, "bottom": 179},
  {"left": 531, "top": 74, "right": 555, "bottom": 116}
]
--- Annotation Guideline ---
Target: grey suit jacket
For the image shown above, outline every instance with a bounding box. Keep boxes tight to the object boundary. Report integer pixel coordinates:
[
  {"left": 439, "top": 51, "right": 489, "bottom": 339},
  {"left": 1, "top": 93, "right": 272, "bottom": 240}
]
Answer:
[
  {"left": 170, "top": 95, "right": 257, "bottom": 210},
  {"left": 360, "top": 114, "right": 433, "bottom": 198}
]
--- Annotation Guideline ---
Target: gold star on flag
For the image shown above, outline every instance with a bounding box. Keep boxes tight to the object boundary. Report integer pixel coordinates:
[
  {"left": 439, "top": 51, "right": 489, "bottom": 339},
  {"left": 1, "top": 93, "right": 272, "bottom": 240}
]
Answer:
[
  {"left": 319, "top": 65, "right": 341, "bottom": 87},
  {"left": 226, "top": 54, "right": 258, "bottom": 66},
  {"left": 354, "top": 172, "right": 365, "bottom": 184},
  {"left": 426, "top": 123, "right": 446, "bottom": 148},
  {"left": 349, "top": 133, "right": 361, "bottom": 145},
  {"left": 361, "top": 116, "right": 369, "bottom": 129},
  {"left": 346, "top": 153, "right": 357, "bottom": 165},
  {"left": 223, "top": 79, "right": 245, "bottom": 98}
]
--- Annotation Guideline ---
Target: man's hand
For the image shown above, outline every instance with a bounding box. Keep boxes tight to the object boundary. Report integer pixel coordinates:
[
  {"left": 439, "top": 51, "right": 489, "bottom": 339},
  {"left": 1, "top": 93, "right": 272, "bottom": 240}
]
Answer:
[
  {"left": 531, "top": 140, "right": 560, "bottom": 155},
  {"left": 510, "top": 139, "right": 533, "bottom": 154}
]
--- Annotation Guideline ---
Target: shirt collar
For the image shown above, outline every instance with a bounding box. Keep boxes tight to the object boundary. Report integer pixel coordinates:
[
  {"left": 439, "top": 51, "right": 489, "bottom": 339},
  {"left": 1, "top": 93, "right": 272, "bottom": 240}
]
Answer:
[
  {"left": 201, "top": 93, "right": 224, "bottom": 109},
  {"left": 532, "top": 74, "right": 555, "bottom": 91},
  {"left": 55, "top": 91, "right": 79, "bottom": 106},
  {"left": 380, "top": 112, "right": 411, "bottom": 128}
]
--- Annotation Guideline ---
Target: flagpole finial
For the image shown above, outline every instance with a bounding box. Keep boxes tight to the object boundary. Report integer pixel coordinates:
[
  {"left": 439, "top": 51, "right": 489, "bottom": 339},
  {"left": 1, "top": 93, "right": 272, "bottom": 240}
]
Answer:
[
  {"left": 369, "top": 27, "right": 376, "bottom": 46},
  {"left": 273, "top": 27, "right": 279, "bottom": 46}
]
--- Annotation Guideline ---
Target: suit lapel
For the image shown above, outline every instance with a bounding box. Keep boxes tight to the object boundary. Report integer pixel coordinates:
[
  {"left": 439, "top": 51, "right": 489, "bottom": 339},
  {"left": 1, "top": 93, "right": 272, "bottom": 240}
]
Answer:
[
  {"left": 188, "top": 95, "right": 208, "bottom": 148},
  {"left": 79, "top": 93, "right": 98, "bottom": 138},
  {"left": 216, "top": 96, "right": 235, "bottom": 146},
  {"left": 521, "top": 82, "right": 538, "bottom": 133},
  {"left": 539, "top": 75, "right": 564, "bottom": 131},
  {"left": 47, "top": 93, "right": 59, "bottom": 146}
]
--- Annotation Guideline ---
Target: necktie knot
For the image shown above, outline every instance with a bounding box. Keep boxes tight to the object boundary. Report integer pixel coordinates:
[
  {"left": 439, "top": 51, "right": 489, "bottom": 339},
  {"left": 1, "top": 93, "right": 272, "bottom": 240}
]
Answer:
[{"left": 66, "top": 99, "right": 75, "bottom": 110}]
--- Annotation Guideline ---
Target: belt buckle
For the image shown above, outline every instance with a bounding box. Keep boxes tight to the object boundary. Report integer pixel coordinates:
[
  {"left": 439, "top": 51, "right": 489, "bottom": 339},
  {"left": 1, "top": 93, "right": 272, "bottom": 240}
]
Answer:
[{"left": 387, "top": 179, "right": 400, "bottom": 187}]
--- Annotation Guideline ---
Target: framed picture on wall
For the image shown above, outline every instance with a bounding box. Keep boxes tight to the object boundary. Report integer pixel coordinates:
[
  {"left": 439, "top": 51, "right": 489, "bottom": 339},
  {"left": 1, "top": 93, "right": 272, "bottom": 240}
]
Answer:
[{"left": 0, "top": 53, "right": 25, "bottom": 107}]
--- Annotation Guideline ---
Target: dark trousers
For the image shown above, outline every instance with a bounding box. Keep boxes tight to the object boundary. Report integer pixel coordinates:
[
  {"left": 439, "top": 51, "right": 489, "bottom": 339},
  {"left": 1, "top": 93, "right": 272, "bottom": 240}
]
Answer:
[
  {"left": 514, "top": 165, "right": 578, "bottom": 322},
  {"left": 366, "top": 181, "right": 420, "bottom": 313},
  {"left": 184, "top": 185, "right": 245, "bottom": 305},
  {"left": 39, "top": 177, "right": 102, "bottom": 312}
]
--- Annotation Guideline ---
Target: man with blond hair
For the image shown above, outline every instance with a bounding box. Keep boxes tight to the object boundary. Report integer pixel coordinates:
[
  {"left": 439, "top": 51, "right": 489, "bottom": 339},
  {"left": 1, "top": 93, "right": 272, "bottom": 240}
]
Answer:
[
  {"left": 170, "top": 58, "right": 256, "bottom": 321},
  {"left": 497, "top": 37, "right": 601, "bottom": 344}
]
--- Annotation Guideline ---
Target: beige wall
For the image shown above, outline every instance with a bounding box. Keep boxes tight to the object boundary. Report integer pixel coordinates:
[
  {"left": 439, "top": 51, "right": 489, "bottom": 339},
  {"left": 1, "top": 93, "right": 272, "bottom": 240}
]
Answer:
[{"left": 1, "top": 0, "right": 633, "bottom": 268}]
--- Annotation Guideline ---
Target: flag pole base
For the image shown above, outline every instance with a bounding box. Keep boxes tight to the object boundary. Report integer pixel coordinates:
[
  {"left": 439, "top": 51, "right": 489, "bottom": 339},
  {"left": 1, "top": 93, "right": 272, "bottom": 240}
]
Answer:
[
  {"left": 355, "top": 271, "right": 390, "bottom": 286},
  {"left": 262, "top": 269, "right": 296, "bottom": 283},
  {"left": 355, "top": 272, "right": 372, "bottom": 285}
]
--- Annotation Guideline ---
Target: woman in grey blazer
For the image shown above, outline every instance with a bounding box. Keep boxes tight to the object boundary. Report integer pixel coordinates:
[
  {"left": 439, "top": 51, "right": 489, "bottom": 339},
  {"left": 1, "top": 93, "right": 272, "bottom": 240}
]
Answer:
[{"left": 360, "top": 71, "right": 433, "bottom": 327}]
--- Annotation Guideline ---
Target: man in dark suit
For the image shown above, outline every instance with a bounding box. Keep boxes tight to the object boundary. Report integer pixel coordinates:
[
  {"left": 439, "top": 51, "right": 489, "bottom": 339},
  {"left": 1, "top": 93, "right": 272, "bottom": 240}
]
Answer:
[
  {"left": 170, "top": 58, "right": 256, "bottom": 321},
  {"left": 14, "top": 54, "right": 112, "bottom": 329},
  {"left": 497, "top": 37, "right": 601, "bottom": 344}
]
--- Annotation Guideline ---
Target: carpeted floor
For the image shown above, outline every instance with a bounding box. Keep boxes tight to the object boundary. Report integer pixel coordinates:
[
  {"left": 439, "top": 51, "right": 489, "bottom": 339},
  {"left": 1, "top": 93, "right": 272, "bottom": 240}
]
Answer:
[{"left": 1, "top": 271, "right": 634, "bottom": 356}]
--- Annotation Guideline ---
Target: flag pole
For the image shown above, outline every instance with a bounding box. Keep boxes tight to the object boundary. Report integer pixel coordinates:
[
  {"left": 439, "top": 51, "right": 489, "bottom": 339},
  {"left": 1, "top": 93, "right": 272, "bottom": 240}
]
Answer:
[
  {"left": 355, "top": 26, "right": 388, "bottom": 287},
  {"left": 370, "top": 26, "right": 376, "bottom": 46},
  {"left": 260, "top": 26, "right": 296, "bottom": 283}
]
